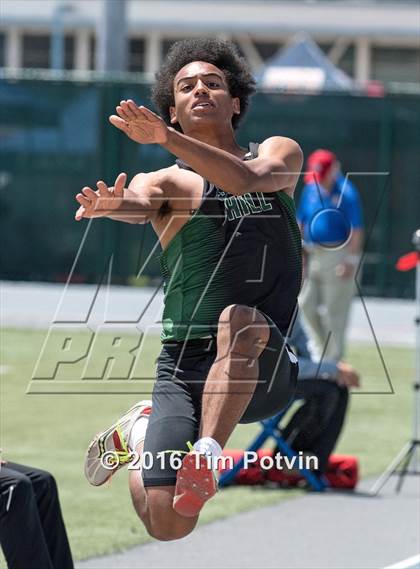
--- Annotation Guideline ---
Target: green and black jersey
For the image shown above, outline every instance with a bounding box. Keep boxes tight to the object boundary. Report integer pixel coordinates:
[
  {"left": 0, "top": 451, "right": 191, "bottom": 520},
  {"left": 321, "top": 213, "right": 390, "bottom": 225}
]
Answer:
[{"left": 159, "top": 143, "right": 302, "bottom": 342}]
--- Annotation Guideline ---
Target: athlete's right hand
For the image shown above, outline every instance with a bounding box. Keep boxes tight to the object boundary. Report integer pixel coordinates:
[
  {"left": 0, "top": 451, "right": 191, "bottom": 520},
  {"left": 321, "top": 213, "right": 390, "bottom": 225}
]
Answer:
[{"left": 75, "top": 173, "right": 127, "bottom": 221}]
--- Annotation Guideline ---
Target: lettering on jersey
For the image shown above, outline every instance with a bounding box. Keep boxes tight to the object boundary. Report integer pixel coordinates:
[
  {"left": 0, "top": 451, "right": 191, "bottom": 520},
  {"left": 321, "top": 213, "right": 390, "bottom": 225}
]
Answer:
[{"left": 222, "top": 191, "right": 273, "bottom": 221}]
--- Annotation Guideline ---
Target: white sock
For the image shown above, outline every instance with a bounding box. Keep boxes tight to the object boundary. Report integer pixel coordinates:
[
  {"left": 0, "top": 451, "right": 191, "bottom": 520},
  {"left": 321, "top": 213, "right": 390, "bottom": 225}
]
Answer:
[
  {"left": 193, "top": 437, "right": 222, "bottom": 460},
  {"left": 128, "top": 417, "right": 149, "bottom": 450}
]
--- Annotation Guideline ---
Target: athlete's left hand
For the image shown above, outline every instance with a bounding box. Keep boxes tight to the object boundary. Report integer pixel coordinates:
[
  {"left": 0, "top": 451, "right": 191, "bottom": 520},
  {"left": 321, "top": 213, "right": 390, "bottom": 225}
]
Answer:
[{"left": 110, "top": 100, "right": 169, "bottom": 144}]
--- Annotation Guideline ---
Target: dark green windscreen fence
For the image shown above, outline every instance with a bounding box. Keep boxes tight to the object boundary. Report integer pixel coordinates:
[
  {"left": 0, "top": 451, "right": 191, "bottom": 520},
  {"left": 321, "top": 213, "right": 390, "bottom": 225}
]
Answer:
[{"left": 0, "top": 73, "right": 419, "bottom": 298}]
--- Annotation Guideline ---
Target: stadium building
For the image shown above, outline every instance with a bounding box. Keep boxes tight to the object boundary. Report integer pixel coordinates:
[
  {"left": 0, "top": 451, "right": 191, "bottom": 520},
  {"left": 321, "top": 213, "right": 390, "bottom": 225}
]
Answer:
[{"left": 0, "top": 0, "right": 419, "bottom": 87}]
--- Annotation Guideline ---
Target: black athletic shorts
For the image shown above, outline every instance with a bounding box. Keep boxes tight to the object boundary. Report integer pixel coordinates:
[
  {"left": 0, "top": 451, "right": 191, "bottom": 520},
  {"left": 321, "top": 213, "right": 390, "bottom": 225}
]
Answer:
[{"left": 142, "top": 315, "right": 298, "bottom": 487}]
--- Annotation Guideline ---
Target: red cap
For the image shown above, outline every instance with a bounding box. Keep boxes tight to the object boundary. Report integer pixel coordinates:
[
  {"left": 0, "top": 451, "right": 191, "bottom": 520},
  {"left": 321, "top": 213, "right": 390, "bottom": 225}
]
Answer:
[{"left": 304, "top": 149, "right": 337, "bottom": 185}]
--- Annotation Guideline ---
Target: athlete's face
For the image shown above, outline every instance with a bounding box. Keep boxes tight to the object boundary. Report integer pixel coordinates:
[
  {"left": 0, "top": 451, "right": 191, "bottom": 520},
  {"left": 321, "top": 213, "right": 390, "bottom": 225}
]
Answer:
[{"left": 170, "top": 61, "right": 240, "bottom": 132}]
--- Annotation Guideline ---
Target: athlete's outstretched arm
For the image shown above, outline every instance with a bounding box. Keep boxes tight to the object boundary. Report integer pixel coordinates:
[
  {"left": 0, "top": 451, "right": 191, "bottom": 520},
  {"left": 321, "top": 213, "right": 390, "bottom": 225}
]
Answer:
[
  {"left": 75, "top": 172, "right": 164, "bottom": 224},
  {"left": 163, "top": 130, "right": 303, "bottom": 197},
  {"left": 109, "top": 100, "right": 303, "bottom": 196}
]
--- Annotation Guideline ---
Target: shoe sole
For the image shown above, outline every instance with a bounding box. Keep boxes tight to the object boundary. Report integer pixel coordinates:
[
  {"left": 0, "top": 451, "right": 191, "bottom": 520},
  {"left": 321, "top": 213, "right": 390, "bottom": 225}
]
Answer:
[
  {"left": 84, "top": 401, "right": 152, "bottom": 486},
  {"left": 173, "top": 453, "right": 217, "bottom": 517},
  {"left": 85, "top": 429, "right": 125, "bottom": 486}
]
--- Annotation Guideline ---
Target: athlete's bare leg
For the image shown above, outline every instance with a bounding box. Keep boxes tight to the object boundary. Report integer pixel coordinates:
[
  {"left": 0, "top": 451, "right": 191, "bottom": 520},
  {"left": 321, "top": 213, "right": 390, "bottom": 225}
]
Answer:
[
  {"left": 199, "top": 304, "right": 270, "bottom": 447},
  {"left": 129, "top": 442, "right": 198, "bottom": 541},
  {"left": 130, "top": 305, "right": 269, "bottom": 532}
]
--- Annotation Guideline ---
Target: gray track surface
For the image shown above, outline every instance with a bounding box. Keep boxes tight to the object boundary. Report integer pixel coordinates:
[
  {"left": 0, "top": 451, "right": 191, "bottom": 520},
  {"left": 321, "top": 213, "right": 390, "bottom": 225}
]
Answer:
[
  {"left": 76, "top": 477, "right": 419, "bottom": 569},
  {"left": 1, "top": 281, "right": 415, "bottom": 347}
]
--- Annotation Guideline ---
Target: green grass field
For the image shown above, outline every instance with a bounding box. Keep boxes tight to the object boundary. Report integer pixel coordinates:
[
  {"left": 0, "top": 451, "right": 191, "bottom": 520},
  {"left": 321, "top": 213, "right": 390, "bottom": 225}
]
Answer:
[{"left": 0, "top": 328, "right": 414, "bottom": 561}]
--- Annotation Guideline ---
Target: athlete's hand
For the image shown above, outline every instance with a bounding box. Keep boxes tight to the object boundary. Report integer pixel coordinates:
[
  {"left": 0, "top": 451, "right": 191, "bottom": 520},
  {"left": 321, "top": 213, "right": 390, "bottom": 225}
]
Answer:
[
  {"left": 75, "top": 173, "right": 127, "bottom": 221},
  {"left": 336, "top": 361, "right": 360, "bottom": 388},
  {"left": 109, "top": 100, "right": 169, "bottom": 145}
]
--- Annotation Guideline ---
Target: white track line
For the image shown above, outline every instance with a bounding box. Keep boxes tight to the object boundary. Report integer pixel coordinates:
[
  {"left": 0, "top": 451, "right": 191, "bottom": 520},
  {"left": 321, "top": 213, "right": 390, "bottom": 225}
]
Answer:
[{"left": 385, "top": 554, "right": 420, "bottom": 569}]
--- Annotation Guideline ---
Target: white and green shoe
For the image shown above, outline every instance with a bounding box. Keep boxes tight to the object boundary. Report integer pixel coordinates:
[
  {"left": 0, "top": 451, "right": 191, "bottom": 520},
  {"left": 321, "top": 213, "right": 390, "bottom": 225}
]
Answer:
[{"left": 84, "top": 400, "right": 152, "bottom": 486}]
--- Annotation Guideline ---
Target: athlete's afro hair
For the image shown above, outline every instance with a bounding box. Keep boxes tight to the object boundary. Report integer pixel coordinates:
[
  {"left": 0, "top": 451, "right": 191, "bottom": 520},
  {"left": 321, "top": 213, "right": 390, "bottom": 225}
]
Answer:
[{"left": 151, "top": 38, "right": 256, "bottom": 131}]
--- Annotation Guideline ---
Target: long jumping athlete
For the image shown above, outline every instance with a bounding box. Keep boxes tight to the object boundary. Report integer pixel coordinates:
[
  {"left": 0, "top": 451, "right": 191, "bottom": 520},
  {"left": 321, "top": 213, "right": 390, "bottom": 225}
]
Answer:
[{"left": 77, "top": 39, "right": 303, "bottom": 541}]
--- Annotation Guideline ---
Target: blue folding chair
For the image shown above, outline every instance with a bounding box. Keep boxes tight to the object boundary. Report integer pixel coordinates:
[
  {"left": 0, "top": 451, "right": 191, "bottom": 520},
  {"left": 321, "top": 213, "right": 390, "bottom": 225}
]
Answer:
[{"left": 218, "top": 406, "right": 327, "bottom": 491}]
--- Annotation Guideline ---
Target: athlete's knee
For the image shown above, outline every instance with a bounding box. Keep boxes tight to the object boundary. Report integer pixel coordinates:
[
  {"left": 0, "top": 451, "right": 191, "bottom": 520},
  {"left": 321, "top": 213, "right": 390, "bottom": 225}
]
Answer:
[
  {"left": 145, "top": 489, "right": 197, "bottom": 542},
  {"left": 147, "top": 518, "right": 195, "bottom": 542},
  {"left": 147, "top": 507, "right": 197, "bottom": 541},
  {"left": 218, "top": 304, "right": 270, "bottom": 353}
]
